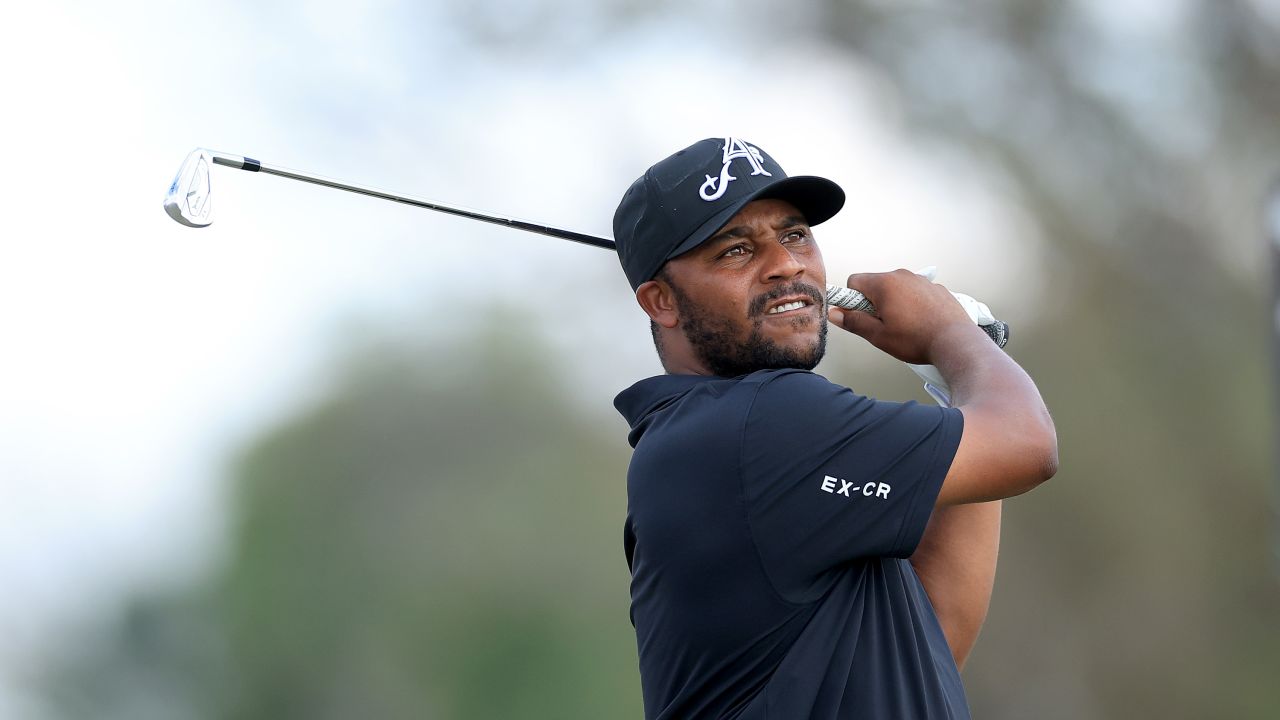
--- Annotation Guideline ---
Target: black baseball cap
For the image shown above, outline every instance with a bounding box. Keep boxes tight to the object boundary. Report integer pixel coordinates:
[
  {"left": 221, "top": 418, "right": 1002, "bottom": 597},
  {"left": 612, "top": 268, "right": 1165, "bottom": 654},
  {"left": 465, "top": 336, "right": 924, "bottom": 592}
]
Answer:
[{"left": 613, "top": 137, "right": 846, "bottom": 290}]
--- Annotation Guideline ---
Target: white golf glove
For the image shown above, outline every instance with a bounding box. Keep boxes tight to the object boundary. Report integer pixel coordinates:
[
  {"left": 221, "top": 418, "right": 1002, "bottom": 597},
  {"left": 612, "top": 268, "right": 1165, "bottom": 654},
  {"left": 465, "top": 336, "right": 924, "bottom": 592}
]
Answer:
[{"left": 905, "top": 268, "right": 997, "bottom": 408}]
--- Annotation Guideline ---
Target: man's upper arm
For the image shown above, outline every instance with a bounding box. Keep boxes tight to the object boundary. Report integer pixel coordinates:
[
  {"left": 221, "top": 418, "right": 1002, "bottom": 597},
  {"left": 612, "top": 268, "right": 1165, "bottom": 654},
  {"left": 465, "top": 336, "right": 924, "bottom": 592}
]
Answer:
[
  {"left": 739, "top": 371, "right": 962, "bottom": 599},
  {"left": 936, "top": 402, "right": 1058, "bottom": 506}
]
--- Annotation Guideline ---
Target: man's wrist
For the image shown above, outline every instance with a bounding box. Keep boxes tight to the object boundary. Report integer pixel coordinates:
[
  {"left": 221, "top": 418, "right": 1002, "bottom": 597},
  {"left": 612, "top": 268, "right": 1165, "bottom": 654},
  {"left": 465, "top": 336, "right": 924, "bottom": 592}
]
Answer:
[{"left": 925, "top": 322, "right": 994, "bottom": 369}]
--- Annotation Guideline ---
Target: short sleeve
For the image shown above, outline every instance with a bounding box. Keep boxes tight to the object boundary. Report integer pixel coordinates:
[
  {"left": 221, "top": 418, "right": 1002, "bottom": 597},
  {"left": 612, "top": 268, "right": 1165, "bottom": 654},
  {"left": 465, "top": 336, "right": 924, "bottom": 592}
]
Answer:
[{"left": 739, "top": 370, "right": 962, "bottom": 601}]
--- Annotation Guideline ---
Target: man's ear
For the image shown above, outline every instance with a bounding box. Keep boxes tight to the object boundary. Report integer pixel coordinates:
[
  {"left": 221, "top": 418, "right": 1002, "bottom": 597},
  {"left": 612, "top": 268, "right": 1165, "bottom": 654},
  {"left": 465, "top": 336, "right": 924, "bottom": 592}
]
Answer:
[{"left": 636, "top": 279, "right": 679, "bottom": 329}]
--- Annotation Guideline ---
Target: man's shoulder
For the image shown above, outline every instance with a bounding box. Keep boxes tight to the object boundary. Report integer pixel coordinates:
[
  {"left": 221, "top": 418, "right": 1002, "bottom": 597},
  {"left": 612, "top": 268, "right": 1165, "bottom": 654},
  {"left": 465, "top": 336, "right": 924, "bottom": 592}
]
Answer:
[
  {"left": 615, "top": 370, "right": 839, "bottom": 416},
  {"left": 614, "top": 371, "right": 846, "bottom": 449},
  {"left": 743, "top": 369, "right": 863, "bottom": 415},
  {"left": 741, "top": 368, "right": 839, "bottom": 392}
]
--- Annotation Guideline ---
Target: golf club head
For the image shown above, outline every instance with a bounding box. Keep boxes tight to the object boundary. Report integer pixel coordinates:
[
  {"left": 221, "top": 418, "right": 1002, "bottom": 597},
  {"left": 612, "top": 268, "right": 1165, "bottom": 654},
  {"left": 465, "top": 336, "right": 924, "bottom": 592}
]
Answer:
[{"left": 164, "top": 148, "right": 214, "bottom": 227}]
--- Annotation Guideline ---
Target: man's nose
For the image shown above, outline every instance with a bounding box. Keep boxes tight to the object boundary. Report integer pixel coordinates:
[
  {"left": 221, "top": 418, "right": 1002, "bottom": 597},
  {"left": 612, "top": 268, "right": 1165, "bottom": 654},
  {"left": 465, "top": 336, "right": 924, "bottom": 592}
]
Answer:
[{"left": 761, "top": 242, "right": 806, "bottom": 283}]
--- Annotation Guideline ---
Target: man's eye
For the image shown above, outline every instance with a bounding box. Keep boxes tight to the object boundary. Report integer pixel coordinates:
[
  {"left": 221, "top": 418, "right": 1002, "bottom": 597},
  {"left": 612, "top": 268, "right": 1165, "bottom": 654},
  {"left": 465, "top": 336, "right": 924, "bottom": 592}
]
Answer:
[
  {"left": 722, "top": 245, "right": 749, "bottom": 257},
  {"left": 783, "top": 229, "right": 810, "bottom": 242}
]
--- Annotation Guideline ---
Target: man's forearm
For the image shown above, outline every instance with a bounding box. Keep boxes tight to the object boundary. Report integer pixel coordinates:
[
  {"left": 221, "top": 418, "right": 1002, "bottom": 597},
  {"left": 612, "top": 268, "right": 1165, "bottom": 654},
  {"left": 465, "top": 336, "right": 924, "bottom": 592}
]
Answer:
[
  {"left": 910, "top": 500, "right": 1001, "bottom": 670},
  {"left": 929, "top": 323, "right": 1058, "bottom": 504}
]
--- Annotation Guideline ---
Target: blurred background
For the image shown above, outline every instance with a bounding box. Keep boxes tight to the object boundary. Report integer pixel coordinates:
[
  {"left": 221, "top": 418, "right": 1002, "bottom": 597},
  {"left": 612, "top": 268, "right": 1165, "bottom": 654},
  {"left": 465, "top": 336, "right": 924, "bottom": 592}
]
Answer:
[{"left": 1, "top": 0, "right": 1277, "bottom": 717}]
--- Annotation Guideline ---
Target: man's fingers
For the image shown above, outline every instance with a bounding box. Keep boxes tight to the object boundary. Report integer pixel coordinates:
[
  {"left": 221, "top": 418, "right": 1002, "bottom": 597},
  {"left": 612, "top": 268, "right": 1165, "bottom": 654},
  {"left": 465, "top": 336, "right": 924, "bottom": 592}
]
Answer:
[
  {"left": 831, "top": 302, "right": 883, "bottom": 340},
  {"left": 844, "top": 273, "right": 884, "bottom": 302},
  {"left": 830, "top": 269, "right": 970, "bottom": 364}
]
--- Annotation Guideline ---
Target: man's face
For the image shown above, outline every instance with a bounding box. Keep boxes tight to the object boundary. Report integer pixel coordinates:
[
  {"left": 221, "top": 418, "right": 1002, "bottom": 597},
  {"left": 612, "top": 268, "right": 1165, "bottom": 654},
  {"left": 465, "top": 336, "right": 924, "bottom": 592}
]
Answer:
[{"left": 661, "top": 198, "right": 828, "bottom": 376}]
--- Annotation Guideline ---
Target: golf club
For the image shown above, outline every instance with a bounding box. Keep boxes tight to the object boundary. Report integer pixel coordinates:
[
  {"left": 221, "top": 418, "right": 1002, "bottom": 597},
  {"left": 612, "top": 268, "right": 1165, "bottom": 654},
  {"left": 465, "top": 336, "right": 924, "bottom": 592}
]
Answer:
[{"left": 164, "top": 148, "right": 1009, "bottom": 347}]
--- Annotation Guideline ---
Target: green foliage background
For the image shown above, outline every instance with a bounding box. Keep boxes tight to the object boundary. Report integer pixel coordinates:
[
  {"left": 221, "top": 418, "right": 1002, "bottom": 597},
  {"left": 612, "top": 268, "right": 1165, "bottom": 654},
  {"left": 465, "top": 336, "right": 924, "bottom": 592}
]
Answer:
[{"left": 45, "top": 324, "right": 646, "bottom": 719}]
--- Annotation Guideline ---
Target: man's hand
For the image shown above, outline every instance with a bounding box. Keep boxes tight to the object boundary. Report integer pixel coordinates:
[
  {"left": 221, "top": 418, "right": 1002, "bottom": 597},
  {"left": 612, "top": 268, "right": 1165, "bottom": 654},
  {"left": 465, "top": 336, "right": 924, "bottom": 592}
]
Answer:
[
  {"left": 908, "top": 288, "right": 1001, "bottom": 407},
  {"left": 827, "top": 269, "right": 987, "bottom": 365},
  {"left": 828, "top": 269, "right": 1057, "bottom": 506}
]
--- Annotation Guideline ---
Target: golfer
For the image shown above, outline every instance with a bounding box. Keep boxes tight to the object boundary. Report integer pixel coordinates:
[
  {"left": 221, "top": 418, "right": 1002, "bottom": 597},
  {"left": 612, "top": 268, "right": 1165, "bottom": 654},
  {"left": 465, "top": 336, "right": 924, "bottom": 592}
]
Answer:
[{"left": 612, "top": 138, "right": 1057, "bottom": 719}]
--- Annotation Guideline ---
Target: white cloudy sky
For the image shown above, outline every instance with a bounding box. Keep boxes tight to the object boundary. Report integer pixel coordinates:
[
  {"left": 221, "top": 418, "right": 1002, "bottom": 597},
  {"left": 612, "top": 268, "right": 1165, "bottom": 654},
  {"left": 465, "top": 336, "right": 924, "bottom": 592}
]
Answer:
[{"left": 0, "top": 1, "right": 1043, "bottom": 714}]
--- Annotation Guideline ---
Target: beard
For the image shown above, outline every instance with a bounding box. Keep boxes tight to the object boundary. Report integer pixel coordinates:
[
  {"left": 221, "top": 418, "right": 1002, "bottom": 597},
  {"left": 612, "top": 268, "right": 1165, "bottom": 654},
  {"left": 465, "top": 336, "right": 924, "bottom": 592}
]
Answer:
[{"left": 673, "top": 280, "right": 828, "bottom": 377}]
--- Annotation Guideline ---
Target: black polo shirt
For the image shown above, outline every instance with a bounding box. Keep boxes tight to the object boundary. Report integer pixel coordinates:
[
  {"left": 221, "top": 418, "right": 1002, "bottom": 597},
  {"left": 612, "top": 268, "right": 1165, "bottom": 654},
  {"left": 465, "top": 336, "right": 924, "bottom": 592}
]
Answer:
[{"left": 614, "top": 369, "right": 968, "bottom": 719}]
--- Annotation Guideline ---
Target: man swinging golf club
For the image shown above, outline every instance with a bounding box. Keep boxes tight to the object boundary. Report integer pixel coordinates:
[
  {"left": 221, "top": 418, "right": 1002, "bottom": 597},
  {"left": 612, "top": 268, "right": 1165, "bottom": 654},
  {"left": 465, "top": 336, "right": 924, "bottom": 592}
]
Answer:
[{"left": 613, "top": 137, "right": 1058, "bottom": 719}]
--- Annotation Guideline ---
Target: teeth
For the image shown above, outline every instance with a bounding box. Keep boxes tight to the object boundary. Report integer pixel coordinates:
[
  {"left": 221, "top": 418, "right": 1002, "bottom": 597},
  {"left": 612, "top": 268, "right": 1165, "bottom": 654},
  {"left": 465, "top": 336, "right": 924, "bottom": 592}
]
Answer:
[{"left": 768, "top": 300, "right": 808, "bottom": 314}]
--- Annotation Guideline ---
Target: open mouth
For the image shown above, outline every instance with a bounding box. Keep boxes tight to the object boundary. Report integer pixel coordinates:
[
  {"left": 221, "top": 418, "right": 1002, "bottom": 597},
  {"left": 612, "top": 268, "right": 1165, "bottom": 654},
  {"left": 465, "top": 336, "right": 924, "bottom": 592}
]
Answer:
[
  {"left": 767, "top": 300, "right": 811, "bottom": 315},
  {"left": 750, "top": 283, "right": 825, "bottom": 318}
]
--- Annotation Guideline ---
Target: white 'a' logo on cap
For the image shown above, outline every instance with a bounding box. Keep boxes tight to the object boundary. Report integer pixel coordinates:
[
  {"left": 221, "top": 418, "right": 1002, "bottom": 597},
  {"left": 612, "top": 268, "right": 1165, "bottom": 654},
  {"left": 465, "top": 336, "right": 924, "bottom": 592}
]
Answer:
[{"left": 699, "top": 137, "right": 772, "bottom": 202}]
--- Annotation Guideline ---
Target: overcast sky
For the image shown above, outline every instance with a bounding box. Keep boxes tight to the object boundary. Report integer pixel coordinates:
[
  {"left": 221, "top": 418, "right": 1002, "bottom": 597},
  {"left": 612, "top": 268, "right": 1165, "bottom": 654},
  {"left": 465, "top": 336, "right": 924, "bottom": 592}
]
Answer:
[{"left": 0, "top": 1, "right": 1045, "bottom": 715}]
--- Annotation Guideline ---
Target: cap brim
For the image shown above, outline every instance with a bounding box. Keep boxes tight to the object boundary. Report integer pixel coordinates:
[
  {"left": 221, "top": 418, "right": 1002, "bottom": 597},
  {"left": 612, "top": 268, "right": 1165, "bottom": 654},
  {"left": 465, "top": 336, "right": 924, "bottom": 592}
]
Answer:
[{"left": 664, "top": 175, "right": 846, "bottom": 262}]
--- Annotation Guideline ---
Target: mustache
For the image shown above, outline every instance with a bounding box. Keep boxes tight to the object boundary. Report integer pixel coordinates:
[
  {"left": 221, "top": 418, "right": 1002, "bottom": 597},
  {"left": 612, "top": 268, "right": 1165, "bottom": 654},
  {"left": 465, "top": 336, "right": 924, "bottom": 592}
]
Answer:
[{"left": 747, "top": 282, "right": 826, "bottom": 318}]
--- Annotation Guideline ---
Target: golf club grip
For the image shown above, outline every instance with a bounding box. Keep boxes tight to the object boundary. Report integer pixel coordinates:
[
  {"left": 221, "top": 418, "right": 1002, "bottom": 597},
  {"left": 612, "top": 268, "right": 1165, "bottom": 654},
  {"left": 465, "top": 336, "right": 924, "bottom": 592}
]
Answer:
[{"left": 825, "top": 286, "right": 1010, "bottom": 348}]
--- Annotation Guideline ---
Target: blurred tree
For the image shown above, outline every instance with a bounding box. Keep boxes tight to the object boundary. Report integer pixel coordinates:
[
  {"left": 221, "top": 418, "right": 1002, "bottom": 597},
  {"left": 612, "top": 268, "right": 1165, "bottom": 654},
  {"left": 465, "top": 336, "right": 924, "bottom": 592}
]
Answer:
[{"left": 41, "top": 320, "right": 646, "bottom": 719}]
